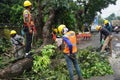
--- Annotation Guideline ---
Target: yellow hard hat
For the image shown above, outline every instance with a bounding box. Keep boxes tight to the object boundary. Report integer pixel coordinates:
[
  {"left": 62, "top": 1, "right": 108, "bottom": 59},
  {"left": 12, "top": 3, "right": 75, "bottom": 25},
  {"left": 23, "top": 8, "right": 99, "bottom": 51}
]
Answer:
[
  {"left": 10, "top": 30, "right": 17, "bottom": 35},
  {"left": 104, "top": 20, "right": 109, "bottom": 25},
  {"left": 53, "top": 28, "right": 58, "bottom": 33},
  {"left": 24, "top": 0, "right": 32, "bottom": 7},
  {"left": 58, "top": 24, "right": 66, "bottom": 34},
  {"left": 96, "top": 26, "right": 101, "bottom": 31}
]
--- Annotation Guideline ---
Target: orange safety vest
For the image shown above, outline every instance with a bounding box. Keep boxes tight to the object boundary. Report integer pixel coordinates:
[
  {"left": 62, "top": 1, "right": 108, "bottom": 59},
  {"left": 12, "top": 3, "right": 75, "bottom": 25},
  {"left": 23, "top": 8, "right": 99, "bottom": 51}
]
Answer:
[
  {"left": 23, "top": 9, "right": 36, "bottom": 33},
  {"left": 23, "top": 9, "right": 32, "bottom": 26},
  {"left": 63, "top": 31, "right": 77, "bottom": 54}
]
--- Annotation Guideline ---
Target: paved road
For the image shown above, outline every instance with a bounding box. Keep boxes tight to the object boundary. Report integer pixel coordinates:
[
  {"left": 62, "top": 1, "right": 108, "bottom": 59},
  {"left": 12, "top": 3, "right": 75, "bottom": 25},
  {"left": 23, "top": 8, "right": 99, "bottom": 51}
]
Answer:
[
  {"left": 77, "top": 32, "right": 100, "bottom": 49},
  {"left": 77, "top": 32, "right": 120, "bottom": 80},
  {"left": 109, "top": 32, "right": 120, "bottom": 80}
]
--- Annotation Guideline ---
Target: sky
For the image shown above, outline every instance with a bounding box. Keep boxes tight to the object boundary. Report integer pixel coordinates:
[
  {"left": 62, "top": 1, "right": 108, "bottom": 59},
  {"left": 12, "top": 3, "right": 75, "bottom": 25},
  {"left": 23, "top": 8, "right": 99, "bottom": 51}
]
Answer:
[{"left": 101, "top": 0, "right": 120, "bottom": 18}]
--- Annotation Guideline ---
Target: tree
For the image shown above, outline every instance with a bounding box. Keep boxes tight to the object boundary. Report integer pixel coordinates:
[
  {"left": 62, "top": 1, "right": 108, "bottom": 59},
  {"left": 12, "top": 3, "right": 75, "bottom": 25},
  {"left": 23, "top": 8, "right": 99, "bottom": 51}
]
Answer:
[
  {"left": 75, "top": 0, "right": 117, "bottom": 31},
  {"left": 106, "top": 13, "right": 116, "bottom": 21},
  {"left": 0, "top": 0, "right": 24, "bottom": 25},
  {"left": 116, "top": 16, "right": 120, "bottom": 20},
  {"left": 0, "top": 0, "right": 118, "bottom": 79}
]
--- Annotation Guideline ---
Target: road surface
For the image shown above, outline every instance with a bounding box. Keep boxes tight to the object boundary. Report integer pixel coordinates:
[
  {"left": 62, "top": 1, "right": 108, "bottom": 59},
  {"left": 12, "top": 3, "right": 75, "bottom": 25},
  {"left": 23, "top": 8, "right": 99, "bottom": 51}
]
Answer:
[{"left": 77, "top": 32, "right": 120, "bottom": 80}]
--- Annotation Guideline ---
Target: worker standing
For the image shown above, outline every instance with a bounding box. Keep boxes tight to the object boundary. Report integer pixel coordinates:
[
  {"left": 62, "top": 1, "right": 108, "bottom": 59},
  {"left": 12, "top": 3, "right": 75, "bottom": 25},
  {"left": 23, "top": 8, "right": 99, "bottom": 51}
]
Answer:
[
  {"left": 10, "top": 30, "right": 25, "bottom": 59},
  {"left": 57, "top": 24, "right": 83, "bottom": 80},
  {"left": 23, "top": 0, "right": 36, "bottom": 56},
  {"left": 96, "top": 25, "right": 112, "bottom": 55},
  {"left": 104, "top": 20, "right": 112, "bottom": 33}
]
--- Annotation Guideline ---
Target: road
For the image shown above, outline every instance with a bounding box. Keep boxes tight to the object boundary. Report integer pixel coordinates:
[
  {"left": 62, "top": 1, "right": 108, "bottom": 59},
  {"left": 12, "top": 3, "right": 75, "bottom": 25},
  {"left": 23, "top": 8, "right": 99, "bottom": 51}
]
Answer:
[
  {"left": 77, "top": 32, "right": 120, "bottom": 80},
  {"left": 77, "top": 32, "right": 100, "bottom": 49}
]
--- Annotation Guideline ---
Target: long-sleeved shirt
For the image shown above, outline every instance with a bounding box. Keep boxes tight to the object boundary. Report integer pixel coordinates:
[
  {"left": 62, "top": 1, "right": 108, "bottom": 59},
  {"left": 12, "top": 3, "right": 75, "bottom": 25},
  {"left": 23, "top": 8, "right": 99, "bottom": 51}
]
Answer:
[
  {"left": 100, "top": 27, "right": 111, "bottom": 42},
  {"left": 104, "top": 24, "right": 112, "bottom": 33},
  {"left": 63, "top": 36, "right": 72, "bottom": 54},
  {"left": 10, "top": 34, "right": 24, "bottom": 47}
]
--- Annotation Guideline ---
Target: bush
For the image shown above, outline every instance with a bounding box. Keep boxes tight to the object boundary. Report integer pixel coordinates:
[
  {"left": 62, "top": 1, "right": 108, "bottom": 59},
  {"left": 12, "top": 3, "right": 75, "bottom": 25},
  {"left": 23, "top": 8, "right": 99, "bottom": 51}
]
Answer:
[
  {"left": 77, "top": 47, "right": 113, "bottom": 79},
  {"left": 0, "top": 37, "right": 11, "bottom": 54}
]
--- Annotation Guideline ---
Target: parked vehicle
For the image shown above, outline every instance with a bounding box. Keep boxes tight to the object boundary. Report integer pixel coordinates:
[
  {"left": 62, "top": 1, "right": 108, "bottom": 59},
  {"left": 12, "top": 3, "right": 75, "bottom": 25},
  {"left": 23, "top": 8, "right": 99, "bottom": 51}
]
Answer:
[
  {"left": 113, "top": 26, "right": 120, "bottom": 33},
  {"left": 111, "top": 20, "right": 120, "bottom": 33}
]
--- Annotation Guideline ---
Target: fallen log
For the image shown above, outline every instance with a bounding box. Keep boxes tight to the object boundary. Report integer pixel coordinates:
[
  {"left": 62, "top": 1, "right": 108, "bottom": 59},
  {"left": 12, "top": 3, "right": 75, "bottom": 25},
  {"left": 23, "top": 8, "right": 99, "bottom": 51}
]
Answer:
[{"left": 0, "top": 57, "right": 33, "bottom": 79}]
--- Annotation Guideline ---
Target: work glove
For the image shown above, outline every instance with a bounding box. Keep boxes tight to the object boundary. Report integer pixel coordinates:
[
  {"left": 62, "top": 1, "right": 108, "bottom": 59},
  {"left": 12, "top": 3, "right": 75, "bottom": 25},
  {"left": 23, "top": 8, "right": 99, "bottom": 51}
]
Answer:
[{"left": 100, "top": 39, "right": 104, "bottom": 45}]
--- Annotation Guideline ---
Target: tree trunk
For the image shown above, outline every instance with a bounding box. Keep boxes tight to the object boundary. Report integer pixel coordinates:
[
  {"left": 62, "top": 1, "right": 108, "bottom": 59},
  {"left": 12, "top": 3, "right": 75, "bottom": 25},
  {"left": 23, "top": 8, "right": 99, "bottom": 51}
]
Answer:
[
  {"left": 36, "top": 0, "right": 44, "bottom": 38},
  {"left": 42, "top": 8, "right": 55, "bottom": 45},
  {"left": 0, "top": 58, "right": 33, "bottom": 79}
]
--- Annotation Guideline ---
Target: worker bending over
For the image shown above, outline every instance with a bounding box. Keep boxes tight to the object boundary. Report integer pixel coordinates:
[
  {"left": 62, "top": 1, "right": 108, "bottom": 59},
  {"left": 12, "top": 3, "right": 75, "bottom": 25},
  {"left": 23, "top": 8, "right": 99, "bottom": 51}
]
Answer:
[
  {"left": 10, "top": 30, "right": 25, "bottom": 59},
  {"left": 96, "top": 25, "right": 112, "bottom": 55}
]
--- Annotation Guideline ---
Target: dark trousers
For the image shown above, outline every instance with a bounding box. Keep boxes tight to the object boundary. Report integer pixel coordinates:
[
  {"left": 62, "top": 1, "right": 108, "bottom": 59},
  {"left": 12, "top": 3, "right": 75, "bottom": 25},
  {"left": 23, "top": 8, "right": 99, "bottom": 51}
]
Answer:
[{"left": 24, "top": 26, "right": 33, "bottom": 53}]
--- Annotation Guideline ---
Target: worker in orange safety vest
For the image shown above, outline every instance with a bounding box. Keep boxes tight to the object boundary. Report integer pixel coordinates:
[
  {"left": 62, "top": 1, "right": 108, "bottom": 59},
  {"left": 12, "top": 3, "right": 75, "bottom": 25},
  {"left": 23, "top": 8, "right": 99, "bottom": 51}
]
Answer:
[
  {"left": 57, "top": 24, "right": 83, "bottom": 80},
  {"left": 23, "top": 0, "right": 36, "bottom": 57}
]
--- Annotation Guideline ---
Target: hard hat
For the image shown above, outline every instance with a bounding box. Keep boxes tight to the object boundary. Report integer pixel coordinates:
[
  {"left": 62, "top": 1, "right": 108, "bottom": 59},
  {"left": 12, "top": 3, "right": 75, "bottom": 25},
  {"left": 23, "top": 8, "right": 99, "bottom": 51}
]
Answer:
[
  {"left": 10, "top": 30, "right": 17, "bottom": 35},
  {"left": 104, "top": 20, "right": 109, "bottom": 25},
  {"left": 53, "top": 28, "right": 58, "bottom": 33},
  {"left": 58, "top": 24, "right": 66, "bottom": 34},
  {"left": 24, "top": 0, "right": 32, "bottom": 7},
  {"left": 96, "top": 26, "right": 101, "bottom": 31}
]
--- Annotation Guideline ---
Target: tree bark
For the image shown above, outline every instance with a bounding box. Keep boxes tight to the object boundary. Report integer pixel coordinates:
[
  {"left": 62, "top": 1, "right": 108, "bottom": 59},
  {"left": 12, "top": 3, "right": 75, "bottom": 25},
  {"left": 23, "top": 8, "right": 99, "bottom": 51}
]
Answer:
[
  {"left": 42, "top": 8, "right": 55, "bottom": 45},
  {"left": 0, "top": 58, "right": 33, "bottom": 79},
  {"left": 36, "top": 0, "right": 44, "bottom": 38}
]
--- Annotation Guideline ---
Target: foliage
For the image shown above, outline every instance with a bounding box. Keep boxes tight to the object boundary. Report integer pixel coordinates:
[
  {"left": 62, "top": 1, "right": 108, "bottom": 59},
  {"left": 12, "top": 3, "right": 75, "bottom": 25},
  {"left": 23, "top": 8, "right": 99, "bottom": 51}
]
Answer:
[
  {"left": 0, "top": 0, "right": 24, "bottom": 26},
  {"left": 34, "top": 39, "right": 43, "bottom": 48},
  {"left": 41, "top": 45, "right": 56, "bottom": 56},
  {"left": 0, "top": 37, "right": 11, "bottom": 54},
  {"left": 3, "top": 28, "right": 11, "bottom": 39},
  {"left": 0, "top": 57, "right": 4, "bottom": 68},
  {"left": 20, "top": 44, "right": 69, "bottom": 80},
  {"left": 77, "top": 47, "right": 113, "bottom": 79},
  {"left": 106, "top": 13, "right": 116, "bottom": 21},
  {"left": 10, "top": 4, "right": 23, "bottom": 25},
  {"left": 2, "top": 44, "right": 113, "bottom": 79},
  {"left": 32, "top": 45, "right": 56, "bottom": 73},
  {"left": 22, "top": 45, "right": 113, "bottom": 80},
  {"left": 98, "top": 15, "right": 104, "bottom": 25},
  {"left": 106, "top": 13, "right": 120, "bottom": 21},
  {"left": 116, "top": 16, "right": 120, "bottom": 20},
  {"left": 0, "top": 37, "right": 12, "bottom": 69},
  {"left": 0, "top": 0, "right": 117, "bottom": 40},
  {"left": 33, "top": 55, "right": 50, "bottom": 72}
]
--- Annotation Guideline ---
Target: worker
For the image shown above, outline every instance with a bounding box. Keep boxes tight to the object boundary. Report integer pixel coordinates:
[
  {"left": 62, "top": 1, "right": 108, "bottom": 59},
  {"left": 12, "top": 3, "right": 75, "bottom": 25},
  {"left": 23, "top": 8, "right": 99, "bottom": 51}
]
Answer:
[
  {"left": 23, "top": 0, "right": 36, "bottom": 56},
  {"left": 96, "top": 25, "right": 112, "bottom": 55},
  {"left": 104, "top": 20, "right": 112, "bottom": 33},
  {"left": 57, "top": 24, "right": 83, "bottom": 80},
  {"left": 10, "top": 30, "right": 25, "bottom": 59},
  {"left": 51, "top": 28, "right": 57, "bottom": 41}
]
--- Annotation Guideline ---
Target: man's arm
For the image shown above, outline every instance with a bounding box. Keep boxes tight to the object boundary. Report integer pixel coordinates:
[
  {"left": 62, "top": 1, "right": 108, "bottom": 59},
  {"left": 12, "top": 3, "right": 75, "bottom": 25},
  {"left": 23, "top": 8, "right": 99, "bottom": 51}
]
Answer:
[
  {"left": 63, "top": 37, "right": 72, "bottom": 54},
  {"left": 100, "top": 31, "right": 102, "bottom": 43},
  {"left": 110, "top": 26, "right": 112, "bottom": 33}
]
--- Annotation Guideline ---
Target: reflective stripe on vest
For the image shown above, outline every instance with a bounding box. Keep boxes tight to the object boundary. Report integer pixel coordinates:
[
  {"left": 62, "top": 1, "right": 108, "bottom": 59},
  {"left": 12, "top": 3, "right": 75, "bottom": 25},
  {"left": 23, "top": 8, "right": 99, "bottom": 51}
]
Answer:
[
  {"left": 63, "top": 31, "right": 77, "bottom": 54},
  {"left": 23, "top": 9, "right": 32, "bottom": 26}
]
